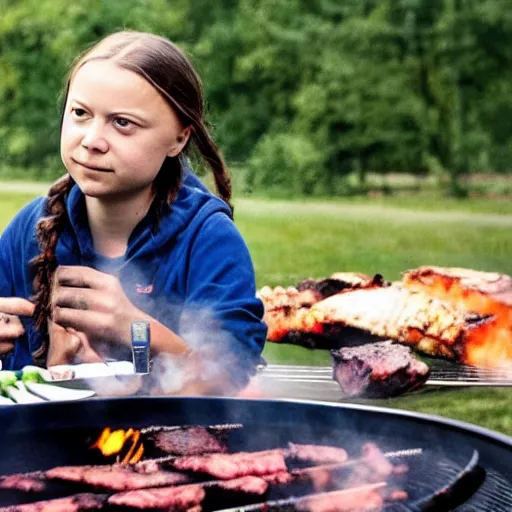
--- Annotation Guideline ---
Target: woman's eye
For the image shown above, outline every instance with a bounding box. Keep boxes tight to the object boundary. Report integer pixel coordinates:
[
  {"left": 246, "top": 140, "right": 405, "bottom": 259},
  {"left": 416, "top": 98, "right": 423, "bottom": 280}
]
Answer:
[
  {"left": 114, "top": 117, "right": 133, "bottom": 129},
  {"left": 71, "top": 108, "right": 87, "bottom": 118}
]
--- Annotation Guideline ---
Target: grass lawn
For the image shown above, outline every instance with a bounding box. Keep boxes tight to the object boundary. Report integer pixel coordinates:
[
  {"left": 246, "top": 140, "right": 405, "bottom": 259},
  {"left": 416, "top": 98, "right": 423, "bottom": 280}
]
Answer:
[{"left": 1, "top": 185, "right": 512, "bottom": 435}]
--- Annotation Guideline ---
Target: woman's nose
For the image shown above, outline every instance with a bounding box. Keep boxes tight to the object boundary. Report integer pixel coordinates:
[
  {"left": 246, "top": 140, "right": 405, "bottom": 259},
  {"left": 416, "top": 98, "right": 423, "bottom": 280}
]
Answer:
[{"left": 81, "top": 121, "right": 109, "bottom": 153}]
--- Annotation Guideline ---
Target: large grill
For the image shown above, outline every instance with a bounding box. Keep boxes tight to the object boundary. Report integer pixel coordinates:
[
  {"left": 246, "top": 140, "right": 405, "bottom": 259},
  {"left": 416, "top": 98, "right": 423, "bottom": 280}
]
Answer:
[{"left": 0, "top": 397, "right": 511, "bottom": 511}]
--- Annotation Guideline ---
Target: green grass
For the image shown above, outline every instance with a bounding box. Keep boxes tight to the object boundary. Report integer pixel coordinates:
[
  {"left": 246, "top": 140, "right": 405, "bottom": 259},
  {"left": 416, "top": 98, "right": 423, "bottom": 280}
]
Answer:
[
  {"left": 234, "top": 196, "right": 512, "bottom": 436},
  {"left": 1, "top": 185, "right": 512, "bottom": 435},
  {"left": 0, "top": 192, "right": 41, "bottom": 232}
]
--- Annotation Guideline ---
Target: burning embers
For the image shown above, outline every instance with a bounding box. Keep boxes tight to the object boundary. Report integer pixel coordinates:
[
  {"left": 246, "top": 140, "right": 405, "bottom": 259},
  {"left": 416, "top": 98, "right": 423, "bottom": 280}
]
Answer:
[{"left": 0, "top": 423, "right": 410, "bottom": 511}]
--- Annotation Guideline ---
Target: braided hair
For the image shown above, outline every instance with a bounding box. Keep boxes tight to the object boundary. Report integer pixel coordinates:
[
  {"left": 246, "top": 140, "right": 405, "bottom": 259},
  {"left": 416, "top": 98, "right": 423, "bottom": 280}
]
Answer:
[{"left": 30, "top": 31, "right": 233, "bottom": 363}]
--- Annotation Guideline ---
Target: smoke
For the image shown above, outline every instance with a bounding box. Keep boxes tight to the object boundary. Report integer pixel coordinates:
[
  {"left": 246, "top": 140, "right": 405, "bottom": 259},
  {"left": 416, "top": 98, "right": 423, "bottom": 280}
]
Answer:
[{"left": 82, "top": 303, "right": 262, "bottom": 398}]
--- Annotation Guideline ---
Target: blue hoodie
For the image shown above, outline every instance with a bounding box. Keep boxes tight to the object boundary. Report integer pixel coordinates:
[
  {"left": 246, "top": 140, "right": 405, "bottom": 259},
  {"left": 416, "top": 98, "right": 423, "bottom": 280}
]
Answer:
[{"left": 0, "top": 172, "right": 267, "bottom": 386}]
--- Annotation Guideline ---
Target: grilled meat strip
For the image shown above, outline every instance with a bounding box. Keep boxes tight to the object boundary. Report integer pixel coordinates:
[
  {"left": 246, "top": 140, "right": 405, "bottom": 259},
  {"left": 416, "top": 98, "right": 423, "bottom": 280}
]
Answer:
[
  {"left": 172, "top": 449, "right": 287, "bottom": 480},
  {"left": 286, "top": 444, "right": 348, "bottom": 465},
  {"left": 108, "top": 476, "right": 269, "bottom": 510},
  {"left": 45, "top": 464, "right": 190, "bottom": 492},
  {"left": 0, "top": 473, "right": 45, "bottom": 492},
  {"left": 265, "top": 442, "right": 404, "bottom": 493},
  {"left": 295, "top": 284, "right": 492, "bottom": 360},
  {"left": 217, "top": 483, "right": 387, "bottom": 512},
  {"left": 331, "top": 341, "right": 430, "bottom": 398},
  {"left": 0, "top": 493, "right": 107, "bottom": 512},
  {"left": 141, "top": 425, "right": 241, "bottom": 456},
  {"left": 170, "top": 444, "right": 349, "bottom": 480}
]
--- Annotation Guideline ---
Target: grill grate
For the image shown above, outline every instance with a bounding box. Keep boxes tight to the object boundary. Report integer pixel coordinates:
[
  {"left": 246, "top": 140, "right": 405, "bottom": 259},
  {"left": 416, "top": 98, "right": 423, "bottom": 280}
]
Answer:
[
  {"left": 456, "top": 469, "right": 512, "bottom": 512},
  {"left": 259, "top": 362, "right": 512, "bottom": 385},
  {"left": 255, "top": 361, "right": 512, "bottom": 402}
]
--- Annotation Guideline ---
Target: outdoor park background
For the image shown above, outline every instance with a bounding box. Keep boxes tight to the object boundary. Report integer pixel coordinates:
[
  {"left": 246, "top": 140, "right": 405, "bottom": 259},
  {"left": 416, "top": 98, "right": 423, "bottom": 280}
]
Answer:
[{"left": 1, "top": 1, "right": 511, "bottom": 433}]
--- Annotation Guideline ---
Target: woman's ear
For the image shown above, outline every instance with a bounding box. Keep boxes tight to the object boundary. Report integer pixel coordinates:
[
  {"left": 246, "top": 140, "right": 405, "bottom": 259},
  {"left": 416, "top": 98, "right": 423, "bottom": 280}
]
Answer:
[{"left": 168, "top": 127, "right": 191, "bottom": 158}]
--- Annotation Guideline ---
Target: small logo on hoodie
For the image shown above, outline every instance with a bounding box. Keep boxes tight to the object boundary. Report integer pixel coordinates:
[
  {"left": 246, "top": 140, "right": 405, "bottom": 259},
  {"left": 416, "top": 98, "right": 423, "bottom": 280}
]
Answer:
[{"left": 136, "top": 284, "right": 154, "bottom": 295}]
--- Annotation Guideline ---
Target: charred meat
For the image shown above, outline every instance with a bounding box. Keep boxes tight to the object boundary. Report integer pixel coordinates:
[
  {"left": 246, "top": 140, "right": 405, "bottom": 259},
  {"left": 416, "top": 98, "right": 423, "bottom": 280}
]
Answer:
[
  {"left": 331, "top": 341, "right": 430, "bottom": 398},
  {"left": 141, "top": 424, "right": 242, "bottom": 456},
  {"left": 258, "top": 273, "right": 387, "bottom": 343},
  {"left": 297, "top": 284, "right": 492, "bottom": 360},
  {"left": 297, "top": 273, "right": 388, "bottom": 299},
  {"left": 402, "top": 266, "right": 512, "bottom": 368}
]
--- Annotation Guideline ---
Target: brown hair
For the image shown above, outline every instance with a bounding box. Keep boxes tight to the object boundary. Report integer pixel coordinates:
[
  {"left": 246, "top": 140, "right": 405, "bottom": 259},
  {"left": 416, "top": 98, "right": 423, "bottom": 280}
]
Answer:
[{"left": 30, "top": 31, "right": 233, "bottom": 362}]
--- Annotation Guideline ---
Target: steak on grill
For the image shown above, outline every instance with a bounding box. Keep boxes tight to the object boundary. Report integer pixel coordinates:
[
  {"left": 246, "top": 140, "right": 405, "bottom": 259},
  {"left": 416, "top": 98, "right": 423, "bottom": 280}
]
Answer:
[
  {"left": 331, "top": 341, "right": 430, "bottom": 398},
  {"left": 141, "top": 424, "right": 241, "bottom": 456}
]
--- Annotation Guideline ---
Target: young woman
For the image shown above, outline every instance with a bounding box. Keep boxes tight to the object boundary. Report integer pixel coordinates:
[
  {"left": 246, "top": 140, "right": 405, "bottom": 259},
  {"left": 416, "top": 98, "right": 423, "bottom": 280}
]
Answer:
[{"left": 0, "top": 31, "right": 267, "bottom": 393}]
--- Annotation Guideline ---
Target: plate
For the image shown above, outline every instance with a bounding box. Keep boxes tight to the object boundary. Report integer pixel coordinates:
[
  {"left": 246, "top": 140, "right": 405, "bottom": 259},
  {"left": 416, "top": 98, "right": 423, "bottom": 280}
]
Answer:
[{"left": 49, "top": 361, "right": 135, "bottom": 380}]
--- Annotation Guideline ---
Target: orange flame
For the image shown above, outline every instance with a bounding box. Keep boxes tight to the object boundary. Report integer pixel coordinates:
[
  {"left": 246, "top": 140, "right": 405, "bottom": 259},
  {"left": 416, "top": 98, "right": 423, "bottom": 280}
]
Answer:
[
  {"left": 404, "top": 274, "right": 512, "bottom": 369},
  {"left": 91, "top": 428, "right": 144, "bottom": 464}
]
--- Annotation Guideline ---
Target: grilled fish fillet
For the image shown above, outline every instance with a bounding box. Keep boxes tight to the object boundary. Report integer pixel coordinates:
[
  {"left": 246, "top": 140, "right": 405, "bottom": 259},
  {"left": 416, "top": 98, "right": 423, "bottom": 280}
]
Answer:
[{"left": 296, "top": 284, "right": 492, "bottom": 359}]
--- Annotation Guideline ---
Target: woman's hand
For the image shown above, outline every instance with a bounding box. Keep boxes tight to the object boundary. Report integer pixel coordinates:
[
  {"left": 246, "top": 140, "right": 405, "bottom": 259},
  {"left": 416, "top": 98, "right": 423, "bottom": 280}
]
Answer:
[
  {"left": 0, "top": 298, "right": 35, "bottom": 356},
  {"left": 47, "top": 320, "right": 104, "bottom": 367},
  {"left": 51, "top": 266, "right": 141, "bottom": 347}
]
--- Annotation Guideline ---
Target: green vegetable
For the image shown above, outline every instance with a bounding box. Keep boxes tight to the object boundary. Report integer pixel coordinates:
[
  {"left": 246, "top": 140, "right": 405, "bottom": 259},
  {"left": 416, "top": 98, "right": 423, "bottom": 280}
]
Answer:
[
  {"left": 21, "top": 370, "right": 46, "bottom": 384},
  {"left": 0, "top": 372, "right": 18, "bottom": 396}
]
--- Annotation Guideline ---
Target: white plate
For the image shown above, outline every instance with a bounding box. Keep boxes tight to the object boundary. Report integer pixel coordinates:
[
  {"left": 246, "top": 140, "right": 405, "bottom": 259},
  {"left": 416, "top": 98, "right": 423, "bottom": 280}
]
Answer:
[
  {"left": 24, "top": 382, "right": 96, "bottom": 402},
  {"left": 49, "top": 361, "right": 135, "bottom": 381},
  {"left": 0, "top": 396, "right": 14, "bottom": 406},
  {"left": 6, "top": 382, "right": 46, "bottom": 404}
]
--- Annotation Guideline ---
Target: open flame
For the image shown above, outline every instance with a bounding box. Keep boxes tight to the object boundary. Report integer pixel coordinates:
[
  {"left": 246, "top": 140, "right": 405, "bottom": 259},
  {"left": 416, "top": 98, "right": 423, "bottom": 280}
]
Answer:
[
  {"left": 91, "top": 428, "right": 144, "bottom": 464},
  {"left": 403, "top": 270, "right": 512, "bottom": 370}
]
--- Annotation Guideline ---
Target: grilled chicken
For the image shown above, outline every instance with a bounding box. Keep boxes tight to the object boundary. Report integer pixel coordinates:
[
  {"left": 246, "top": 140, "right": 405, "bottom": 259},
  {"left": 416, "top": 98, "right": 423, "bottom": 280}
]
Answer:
[
  {"left": 291, "top": 284, "right": 492, "bottom": 360},
  {"left": 258, "top": 273, "right": 387, "bottom": 342},
  {"left": 402, "top": 267, "right": 512, "bottom": 367},
  {"left": 402, "top": 266, "right": 512, "bottom": 312}
]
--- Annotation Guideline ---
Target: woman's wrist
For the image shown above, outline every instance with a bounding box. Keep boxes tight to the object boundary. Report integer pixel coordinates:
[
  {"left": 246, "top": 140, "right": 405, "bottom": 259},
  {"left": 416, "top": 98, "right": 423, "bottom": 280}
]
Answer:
[{"left": 121, "top": 307, "right": 190, "bottom": 356}]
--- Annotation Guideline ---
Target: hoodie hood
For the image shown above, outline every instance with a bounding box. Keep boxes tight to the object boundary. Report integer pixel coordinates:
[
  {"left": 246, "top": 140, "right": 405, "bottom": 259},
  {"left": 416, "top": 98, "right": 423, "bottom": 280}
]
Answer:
[{"left": 60, "top": 170, "right": 232, "bottom": 266}]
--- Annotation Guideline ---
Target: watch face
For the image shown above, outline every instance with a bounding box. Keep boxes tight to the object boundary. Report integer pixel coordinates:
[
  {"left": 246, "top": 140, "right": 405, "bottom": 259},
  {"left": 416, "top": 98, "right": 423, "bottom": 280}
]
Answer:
[{"left": 132, "top": 321, "right": 150, "bottom": 343}]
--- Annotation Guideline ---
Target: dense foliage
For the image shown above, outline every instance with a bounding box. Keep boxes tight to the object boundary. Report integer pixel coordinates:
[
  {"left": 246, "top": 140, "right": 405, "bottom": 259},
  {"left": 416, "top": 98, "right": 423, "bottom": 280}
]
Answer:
[{"left": 1, "top": 0, "right": 511, "bottom": 194}]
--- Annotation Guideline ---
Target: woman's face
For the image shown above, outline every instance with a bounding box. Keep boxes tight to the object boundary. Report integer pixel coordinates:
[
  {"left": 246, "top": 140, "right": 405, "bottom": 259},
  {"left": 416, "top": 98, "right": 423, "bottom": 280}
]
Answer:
[{"left": 60, "top": 60, "right": 186, "bottom": 201}]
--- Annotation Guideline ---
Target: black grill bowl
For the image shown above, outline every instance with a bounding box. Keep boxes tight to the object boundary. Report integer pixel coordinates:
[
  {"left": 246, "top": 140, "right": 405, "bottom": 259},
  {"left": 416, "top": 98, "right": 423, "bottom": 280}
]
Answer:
[{"left": 0, "top": 397, "right": 511, "bottom": 511}]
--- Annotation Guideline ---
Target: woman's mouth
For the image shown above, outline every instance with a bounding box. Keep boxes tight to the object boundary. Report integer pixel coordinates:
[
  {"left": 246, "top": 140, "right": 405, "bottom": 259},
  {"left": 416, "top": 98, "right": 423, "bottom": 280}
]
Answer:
[{"left": 72, "top": 159, "right": 112, "bottom": 172}]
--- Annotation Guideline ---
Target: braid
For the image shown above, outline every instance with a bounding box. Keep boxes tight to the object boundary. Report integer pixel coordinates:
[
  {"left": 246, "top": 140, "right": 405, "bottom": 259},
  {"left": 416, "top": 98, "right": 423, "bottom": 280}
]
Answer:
[
  {"left": 151, "top": 156, "right": 183, "bottom": 230},
  {"left": 30, "top": 174, "right": 75, "bottom": 364},
  {"left": 191, "top": 121, "right": 233, "bottom": 214}
]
